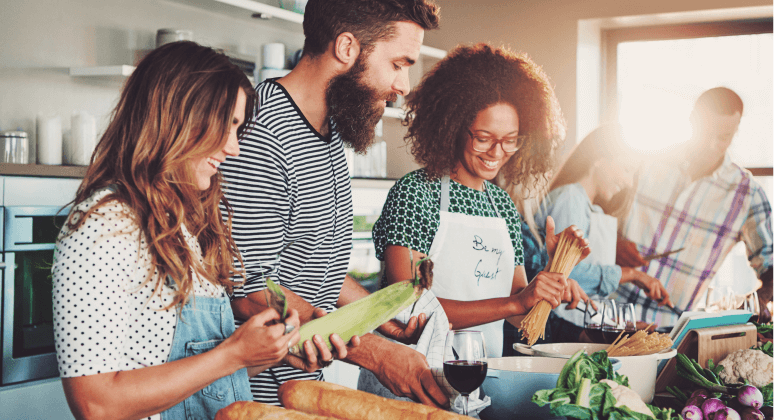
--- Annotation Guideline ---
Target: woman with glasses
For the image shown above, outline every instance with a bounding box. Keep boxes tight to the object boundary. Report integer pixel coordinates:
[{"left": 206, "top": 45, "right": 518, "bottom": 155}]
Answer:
[
  {"left": 532, "top": 124, "right": 673, "bottom": 341},
  {"left": 372, "top": 43, "right": 590, "bottom": 358}
]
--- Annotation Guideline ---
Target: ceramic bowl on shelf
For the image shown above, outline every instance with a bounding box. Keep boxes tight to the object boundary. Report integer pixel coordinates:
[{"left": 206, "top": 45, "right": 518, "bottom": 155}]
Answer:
[
  {"left": 514, "top": 342, "right": 677, "bottom": 403},
  {"left": 478, "top": 356, "right": 622, "bottom": 420}
]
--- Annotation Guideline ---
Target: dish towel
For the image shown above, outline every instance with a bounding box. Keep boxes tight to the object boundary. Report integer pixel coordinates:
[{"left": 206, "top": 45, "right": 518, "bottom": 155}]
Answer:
[{"left": 356, "top": 289, "right": 491, "bottom": 417}]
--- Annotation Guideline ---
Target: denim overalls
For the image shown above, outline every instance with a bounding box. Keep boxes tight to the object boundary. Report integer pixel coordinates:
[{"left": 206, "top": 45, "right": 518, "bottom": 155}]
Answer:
[{"left": 159, "top": 292, "right": 252, "bottom": 418}]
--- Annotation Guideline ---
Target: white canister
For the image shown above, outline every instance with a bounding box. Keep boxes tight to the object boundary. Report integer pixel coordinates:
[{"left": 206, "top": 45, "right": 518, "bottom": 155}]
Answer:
[
  {"left": 37, "top": 114, "right": 63, "bottom": 165},
  {"left": 156, "top": 29, "right": 194, "bottom": 48},
  {"left": 262, "top": 43, "right": 286, "bottom": 69},
  {"left": 66, "top": 111, "right": 97, "bottom": 166}
]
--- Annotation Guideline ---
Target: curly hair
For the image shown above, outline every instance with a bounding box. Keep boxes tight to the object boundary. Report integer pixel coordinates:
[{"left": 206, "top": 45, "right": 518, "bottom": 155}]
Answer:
[
  {"left": 404, "top": 43, "right": 565, "bottom": 194},
  {"left": 65, "top": 41, "right": 255, "bottom": 310}
]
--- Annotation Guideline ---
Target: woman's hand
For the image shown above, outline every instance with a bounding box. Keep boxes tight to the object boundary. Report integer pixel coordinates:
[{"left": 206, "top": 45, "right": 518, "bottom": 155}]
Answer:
[
  {"left": 544, "top": 216, "right": 591, "bottom": 268},
  {"left": 511, "top": 271, "right": 568, "bottom": 314},
  {"left": 620, "top": 268, "right": 673, "bottom": 308},
  {"left": 225, "top": 307, "right": 300, "bottom": 369},
  {"left": 562, "top": 279, "right": 590, "bottom": 309}
]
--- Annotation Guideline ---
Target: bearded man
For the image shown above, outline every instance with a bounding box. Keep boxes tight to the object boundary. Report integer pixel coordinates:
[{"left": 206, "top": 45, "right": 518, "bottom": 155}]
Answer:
[{"left": 218, "top": 0, "right": 447, "bottom": 408}]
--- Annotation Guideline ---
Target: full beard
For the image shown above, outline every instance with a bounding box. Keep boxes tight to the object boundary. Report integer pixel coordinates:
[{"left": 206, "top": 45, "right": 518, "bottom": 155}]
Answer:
[{"left": 326, "top": 56, "right": 397, "bottom": 153}]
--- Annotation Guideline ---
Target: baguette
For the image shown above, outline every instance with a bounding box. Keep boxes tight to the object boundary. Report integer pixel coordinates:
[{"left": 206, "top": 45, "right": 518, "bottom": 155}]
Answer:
[
  {"left": 278, "top": 380, "right": 467, "bottom": 420},
  {"left": 215, "top": 401, "right": 338, "bottom": 420}
]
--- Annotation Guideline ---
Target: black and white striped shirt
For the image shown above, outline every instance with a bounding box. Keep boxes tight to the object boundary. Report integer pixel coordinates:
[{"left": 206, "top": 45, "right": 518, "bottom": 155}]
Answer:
[{"left": 220, "top": 79, "right": 354, "bottom": 405}]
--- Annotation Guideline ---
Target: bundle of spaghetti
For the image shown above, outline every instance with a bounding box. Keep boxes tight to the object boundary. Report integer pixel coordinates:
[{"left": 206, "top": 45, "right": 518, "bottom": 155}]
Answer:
[
  {"left": 606, "top": 328, "right": 673, "bottom": 357},
  {"left": 519, "top": 231, "right": 585, "bottom": 346}
]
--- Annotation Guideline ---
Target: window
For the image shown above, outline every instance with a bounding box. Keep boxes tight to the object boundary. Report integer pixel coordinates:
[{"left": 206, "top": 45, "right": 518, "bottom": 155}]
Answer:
[{"left": 604, "top": 19, "right": 772, "bottom": 298}]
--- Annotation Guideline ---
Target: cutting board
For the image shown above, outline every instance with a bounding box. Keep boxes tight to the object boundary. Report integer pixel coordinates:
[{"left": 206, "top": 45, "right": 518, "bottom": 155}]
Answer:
[{"left": 655, "top": 323, "right": 757, "bottom": 392}]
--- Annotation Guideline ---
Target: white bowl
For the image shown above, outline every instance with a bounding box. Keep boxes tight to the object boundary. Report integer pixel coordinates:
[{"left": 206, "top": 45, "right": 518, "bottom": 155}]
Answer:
[{"left": 514, "top": 342, "right": 676, "bottom": 403}]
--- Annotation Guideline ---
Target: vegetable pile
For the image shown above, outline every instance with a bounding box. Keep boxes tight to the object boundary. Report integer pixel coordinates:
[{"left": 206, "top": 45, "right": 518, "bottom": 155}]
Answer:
[
  {"left": 666, "top": 354, "right": 772, "bottom": 420},
  {"left": 532, "top": 350, "right": 679, "bottom": 420}
]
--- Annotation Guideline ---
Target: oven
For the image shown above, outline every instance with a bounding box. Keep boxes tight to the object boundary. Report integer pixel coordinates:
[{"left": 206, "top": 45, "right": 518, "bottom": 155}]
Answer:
[{"left": 0, "top": 176, "right": 79, "bottom": 386}]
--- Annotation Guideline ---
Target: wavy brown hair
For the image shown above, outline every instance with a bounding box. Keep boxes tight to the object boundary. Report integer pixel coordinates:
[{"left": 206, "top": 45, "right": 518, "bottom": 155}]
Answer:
[
  {"left": 65, "top": 41, "right": 255, "bottom": 309},
  {"left": 404, "top": 43, "right": 565, "bottom": 194}
]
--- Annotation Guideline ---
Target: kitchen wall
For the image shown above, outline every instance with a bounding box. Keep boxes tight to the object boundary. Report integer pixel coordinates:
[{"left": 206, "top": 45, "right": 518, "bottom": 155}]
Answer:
[
  {"left": 0, "top": 0, "right": 305, "bottom": 161},
  {"left": 423, "top": 0, "right": 772, "bottom": 149}
]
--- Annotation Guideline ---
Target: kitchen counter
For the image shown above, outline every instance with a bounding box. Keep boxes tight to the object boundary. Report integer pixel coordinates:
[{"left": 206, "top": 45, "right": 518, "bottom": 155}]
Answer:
[{"left": 0, "top": 163, "right": 87, "bottom": 178}]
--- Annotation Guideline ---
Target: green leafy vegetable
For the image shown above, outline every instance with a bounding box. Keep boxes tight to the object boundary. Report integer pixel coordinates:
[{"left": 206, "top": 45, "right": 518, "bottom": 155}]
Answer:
[
  {"left": 675, "top": 353, "right": 739, "bottom": 394},
  {"left": 761, "top": 382, "right": 772, "bottom": 406},
  {"left": 755, "top": 322, "right": 773, "bottom": 336},
  {"left": 752, "top": 341, "right": 773, "bottom": 358},
  {"left": 532, "top": 350, "right": 678, "bottom": 420}
]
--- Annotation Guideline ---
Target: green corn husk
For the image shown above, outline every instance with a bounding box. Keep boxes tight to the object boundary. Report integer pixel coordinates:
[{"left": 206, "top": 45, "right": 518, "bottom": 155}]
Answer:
[{"left": 288, "top": 280, "right": 422, "bottom": 358}]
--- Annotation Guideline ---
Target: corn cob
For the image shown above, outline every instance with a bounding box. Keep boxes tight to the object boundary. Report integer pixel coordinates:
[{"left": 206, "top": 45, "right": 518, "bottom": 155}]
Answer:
[{"left": 288, "top": 280, "right": 422, "bottom": 358}]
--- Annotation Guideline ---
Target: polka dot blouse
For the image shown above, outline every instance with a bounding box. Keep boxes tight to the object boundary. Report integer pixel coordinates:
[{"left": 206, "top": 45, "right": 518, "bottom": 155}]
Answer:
[
  {"left": 373, "top": 168, "right": 524, "bottom": 265},
  {"left": 52, "top": 188, "right": 222, "bottom": 419}
]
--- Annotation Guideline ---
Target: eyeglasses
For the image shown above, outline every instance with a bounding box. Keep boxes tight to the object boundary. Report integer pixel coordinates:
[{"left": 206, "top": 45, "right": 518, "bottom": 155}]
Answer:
[{"left": 467, "top": 130, "right": 526, "bottom": 153}]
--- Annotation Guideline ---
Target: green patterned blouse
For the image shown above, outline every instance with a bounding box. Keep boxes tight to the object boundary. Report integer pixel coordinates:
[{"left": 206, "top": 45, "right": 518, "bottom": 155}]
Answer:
[{"left": 373, "top": 169, "right": 524, "bottom": 266}]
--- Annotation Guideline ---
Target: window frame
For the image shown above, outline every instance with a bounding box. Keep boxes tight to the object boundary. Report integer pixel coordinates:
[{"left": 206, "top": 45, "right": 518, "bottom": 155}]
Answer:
[{"left": 603, "top": 18, "right": 773, "bottom": 176}]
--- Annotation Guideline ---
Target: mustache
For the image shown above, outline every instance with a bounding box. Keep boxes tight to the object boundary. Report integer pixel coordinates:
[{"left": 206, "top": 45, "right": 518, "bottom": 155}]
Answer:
[{"left": 385, "top": 93, "right": 398, "bottom": 103}]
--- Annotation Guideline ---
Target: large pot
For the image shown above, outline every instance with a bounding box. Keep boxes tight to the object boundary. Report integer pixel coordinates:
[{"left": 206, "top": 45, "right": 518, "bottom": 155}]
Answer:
[
  {"left": 478, "top": 356, "right": 622, "bottom": 420},
  {"left": 514, "top": 342, "right": 677, "bottom": 403}
]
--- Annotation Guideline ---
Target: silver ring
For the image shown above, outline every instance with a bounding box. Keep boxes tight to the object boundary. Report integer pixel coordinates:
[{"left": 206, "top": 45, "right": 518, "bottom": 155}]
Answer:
[{"left": 284, "top": 322, "right": 295, "bottom": 335}]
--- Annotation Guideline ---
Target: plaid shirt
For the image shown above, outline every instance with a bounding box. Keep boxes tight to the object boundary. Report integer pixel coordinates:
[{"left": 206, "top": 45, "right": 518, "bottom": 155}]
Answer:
[{"left": 612, "top": 154, "right": 772, "bottom": 326}]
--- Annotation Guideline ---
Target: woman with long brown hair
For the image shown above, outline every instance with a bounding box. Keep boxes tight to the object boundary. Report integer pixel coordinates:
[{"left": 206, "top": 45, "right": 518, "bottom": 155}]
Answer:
[
  {"left": 534, "top": 124, "right": 673, "bottom": 341},
  {"left": 372, "top": 43, "right": 591, "bottom": 360},
  {"left": 51, "top": 41, "right": 320, "bottom": 419}
]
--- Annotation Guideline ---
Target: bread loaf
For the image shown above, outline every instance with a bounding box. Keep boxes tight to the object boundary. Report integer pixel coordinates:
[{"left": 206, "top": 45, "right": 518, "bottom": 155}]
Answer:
[
  {"left": 278, "top": 380, "right": 467, "bottom": 420},
  {"left": 215, "top": 401, "right": 338, "bottom": 420}
]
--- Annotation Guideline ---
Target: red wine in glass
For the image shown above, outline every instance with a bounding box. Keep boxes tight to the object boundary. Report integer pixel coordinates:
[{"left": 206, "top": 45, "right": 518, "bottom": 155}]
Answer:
[{"left": 443, "top": 360, "right": 488, "bottom": 395}]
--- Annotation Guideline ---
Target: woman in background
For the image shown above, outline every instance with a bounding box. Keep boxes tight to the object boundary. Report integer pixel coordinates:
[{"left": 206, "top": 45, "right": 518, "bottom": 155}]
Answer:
[
  {"left": 52, "top": 42, "right": 342, "bottom": 420},
  {"left": 533, "top": 124, "right": 672, "bottom": 342},
  {"left": 373, "top": 43, "right": 590, "bottom": 360}
]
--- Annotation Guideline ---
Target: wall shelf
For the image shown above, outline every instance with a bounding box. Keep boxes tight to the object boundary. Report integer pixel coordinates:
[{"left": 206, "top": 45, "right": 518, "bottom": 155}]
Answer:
[
  {"left": 189, "top": 0, "right": 446, "bottom": 58},
  {"left": 0, "top": 164, "right": 87, "bottom": 178},
  {"left": 69, "top": 65, "right": 135, "bottom": 77}
]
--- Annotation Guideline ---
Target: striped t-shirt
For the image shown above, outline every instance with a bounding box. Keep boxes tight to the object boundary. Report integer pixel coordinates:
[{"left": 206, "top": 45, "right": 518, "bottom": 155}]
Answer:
[{"left": 220, "top": 79, "right": 353, "bottom": 405}]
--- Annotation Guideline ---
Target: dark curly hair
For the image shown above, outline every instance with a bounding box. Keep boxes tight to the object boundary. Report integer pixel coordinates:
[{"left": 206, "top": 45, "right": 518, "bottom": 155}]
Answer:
[{"left": 404, "top": 43, "right": 565, "bottom": 193}]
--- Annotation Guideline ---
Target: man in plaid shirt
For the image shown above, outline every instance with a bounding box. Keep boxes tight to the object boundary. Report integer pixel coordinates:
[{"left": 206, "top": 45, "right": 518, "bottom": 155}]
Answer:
[{"left": 613, "top": 87, "right": 772, "bottom": 326}]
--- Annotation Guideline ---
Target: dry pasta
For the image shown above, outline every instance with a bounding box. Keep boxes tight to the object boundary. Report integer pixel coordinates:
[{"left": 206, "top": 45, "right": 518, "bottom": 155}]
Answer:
[
  {"left": 606, "top": 328, "right": 673, "bottom": 357},
  {"left": 519, "top": 231, "right": 585, "bottom": 346}
]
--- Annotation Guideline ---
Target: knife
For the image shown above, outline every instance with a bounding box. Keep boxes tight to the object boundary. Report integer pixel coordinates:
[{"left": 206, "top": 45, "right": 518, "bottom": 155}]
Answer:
[{"left": 643, "top": 247, "right": 685, "bottom": 262}]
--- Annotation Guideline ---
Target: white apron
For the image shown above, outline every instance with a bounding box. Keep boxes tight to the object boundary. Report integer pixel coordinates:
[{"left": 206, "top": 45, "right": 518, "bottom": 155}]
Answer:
[
  {"left": 427, "top": 177, "right": 515, "bottom": 358},
  {"left": 553, "top": 203, "right": 617, "bottom": 326}
]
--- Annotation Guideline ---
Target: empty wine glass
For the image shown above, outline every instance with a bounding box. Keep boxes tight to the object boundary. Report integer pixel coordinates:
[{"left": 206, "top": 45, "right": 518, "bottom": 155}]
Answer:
[
  {"left": 443, "top": 330, "right": 487, "bottom": 416},
  {"left": 744, "top": 291, "right": 761, "bottom": 323},
  {"left": 617, "top": 303, "right": 637, "bottom": 341},
  {"left": 600, "top": 299, "right": 620, "bottom": 344}
]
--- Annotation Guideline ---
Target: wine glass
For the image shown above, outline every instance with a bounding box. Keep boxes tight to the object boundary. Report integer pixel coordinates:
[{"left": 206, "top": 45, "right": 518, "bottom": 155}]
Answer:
[
  {"left": 583, "top": 299, "right": 604, "bottom": 343},
  {"left": 443, "top": 330, "right": 487, "bottom": 416},
  {"left": 744, "top": 291, "right": 761, "bottom": 323},
  {"left": 600, "top": 299, "right": 620, "bottom": 344},
  {"left": 616, "top": 303, "right": 637, "bottom": 341}
]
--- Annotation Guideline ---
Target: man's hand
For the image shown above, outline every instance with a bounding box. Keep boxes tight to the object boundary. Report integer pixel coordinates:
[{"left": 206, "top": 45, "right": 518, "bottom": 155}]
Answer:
[
  {"left": 371, "top": 344, "right": 448, "bottom": 408},
  {"left": 283, "top": 307, "right": 361, "bottom": 373},
  {"left": 616, "top": 237, "right": 647, "bottom": 267},
  {"left": 376, "top": 313, "right": 428, "bottom": 345}
]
